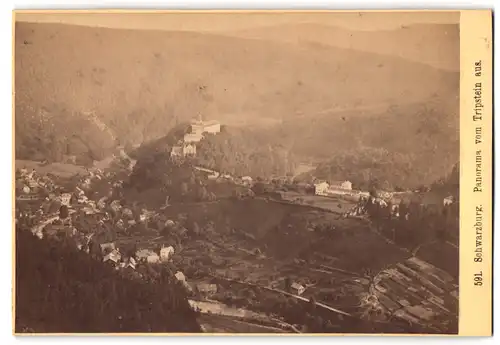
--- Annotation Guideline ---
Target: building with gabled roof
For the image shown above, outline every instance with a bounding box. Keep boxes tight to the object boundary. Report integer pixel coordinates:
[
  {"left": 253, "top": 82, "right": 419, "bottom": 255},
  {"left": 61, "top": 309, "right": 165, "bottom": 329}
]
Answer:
[
  {"left": 120, "top": 257, "right": 137, "bottom": 270},
  {"left": 291, "top": 282, "right": 306, "bottom": 296},
  {"left": 314, "top": 181, "right": 330, "bottom": 196},
  {"left": 190, "top": 118, "right": 221, "bottom": 135},
  {"left": 103, "top": 249, "right": 121, "bottom": 264},
  {"left": 183, "top": 143, "right": 197, "bottom": 156},
  {"left": 171, "top": 146, "right": 183, "bottom": 158}
]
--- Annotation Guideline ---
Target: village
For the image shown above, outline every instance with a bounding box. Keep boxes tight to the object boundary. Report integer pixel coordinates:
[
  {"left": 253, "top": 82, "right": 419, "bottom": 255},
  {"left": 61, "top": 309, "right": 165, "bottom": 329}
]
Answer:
[{"left": 15, "top": 117, "right": 459, "bottom": 334}]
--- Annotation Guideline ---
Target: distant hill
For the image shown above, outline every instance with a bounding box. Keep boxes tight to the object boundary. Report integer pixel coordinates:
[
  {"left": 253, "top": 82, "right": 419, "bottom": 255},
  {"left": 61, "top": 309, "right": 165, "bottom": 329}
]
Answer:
[
  {"left": 280, "top": 99, "right": 459, "bottom": 190},
  {"left": 15, "top": 21, "right": 458, "bottom": 165},
  {"left": 226, "top": 23, "right": 459, "bottom": 71}
]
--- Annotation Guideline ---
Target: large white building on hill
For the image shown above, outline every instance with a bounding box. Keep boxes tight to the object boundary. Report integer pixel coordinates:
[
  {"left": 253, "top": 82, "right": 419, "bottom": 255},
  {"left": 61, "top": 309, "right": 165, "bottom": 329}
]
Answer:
[
  {"left": 183, "top": 132, "right": 204, "bottom": 144},
  {"left": 171, "top": 116, "right": 221, "bottom": 159},
  {"left": 190, "top": 119, "right": 221, "bottom": 135}
]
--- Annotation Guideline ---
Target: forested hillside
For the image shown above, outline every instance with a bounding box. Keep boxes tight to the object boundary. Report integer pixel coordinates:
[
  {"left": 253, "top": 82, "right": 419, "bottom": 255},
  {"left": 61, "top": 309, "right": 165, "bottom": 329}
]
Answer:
[
  {"left": 431, "top": 162, "right": 460, "bottom": 195},
  {"left": 15, "top": 21, "right": 458, "bottom": 169},
  {"left": 196, "top": 126, "right": 297, "bottom": 178},
  {"left": 292, "top": 100, "right": 459, "bottom": 190},
  {"left": 15, "top": 228, "right": 201, "bottom": 333}
]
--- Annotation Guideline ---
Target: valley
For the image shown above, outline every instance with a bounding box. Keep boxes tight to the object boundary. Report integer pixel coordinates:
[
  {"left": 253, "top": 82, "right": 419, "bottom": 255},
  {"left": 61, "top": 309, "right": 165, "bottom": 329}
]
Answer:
[
  {"left": 14, "top": 14, "right": 460, "bottom": 335},
  {"left": 15, "top": 146, "right": 459, "bottom": 333},
  {"left": 15, "top": 21, "right": 459, "bottom": 191}
]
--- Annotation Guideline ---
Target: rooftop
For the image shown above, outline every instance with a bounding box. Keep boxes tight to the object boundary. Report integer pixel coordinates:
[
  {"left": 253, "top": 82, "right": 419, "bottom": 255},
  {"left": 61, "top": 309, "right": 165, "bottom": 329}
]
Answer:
[{"left": 190, "top": 119, "right": 220, "bottom": 126}]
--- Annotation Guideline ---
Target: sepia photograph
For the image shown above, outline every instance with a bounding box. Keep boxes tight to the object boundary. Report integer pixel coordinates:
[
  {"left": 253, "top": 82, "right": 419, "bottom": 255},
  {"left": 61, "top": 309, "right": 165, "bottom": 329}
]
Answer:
[{"left": 12, "top": 9, "right": 487, "bottom": 336}]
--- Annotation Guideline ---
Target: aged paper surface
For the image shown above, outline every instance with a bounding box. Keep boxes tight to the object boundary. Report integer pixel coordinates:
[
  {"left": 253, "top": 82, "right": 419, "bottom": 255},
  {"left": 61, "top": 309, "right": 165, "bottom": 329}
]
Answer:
[
  {"left": 458, "top": 9, "right": 492, "bottom": 337},
  {"left": 12, "top": 9, "right": 492, "bottom": 336}
]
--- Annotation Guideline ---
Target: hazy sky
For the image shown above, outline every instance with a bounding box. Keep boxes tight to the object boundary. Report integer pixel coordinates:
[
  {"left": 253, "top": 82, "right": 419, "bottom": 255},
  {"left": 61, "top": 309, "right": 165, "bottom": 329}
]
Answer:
[{"left": 15, "top": 11, "right": 459, "bottom": 32}]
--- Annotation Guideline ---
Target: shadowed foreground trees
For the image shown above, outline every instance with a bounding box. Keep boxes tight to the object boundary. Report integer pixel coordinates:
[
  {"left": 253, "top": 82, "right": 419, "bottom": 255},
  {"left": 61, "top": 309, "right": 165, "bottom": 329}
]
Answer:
[{"left": 15, "top": 228, "right": 201, "bottom": 333}]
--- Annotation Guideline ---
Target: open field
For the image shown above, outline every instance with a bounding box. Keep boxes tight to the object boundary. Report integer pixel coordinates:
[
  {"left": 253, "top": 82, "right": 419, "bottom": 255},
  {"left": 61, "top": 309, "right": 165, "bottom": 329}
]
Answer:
[
  {"left": 164, "top": 198, "right": 409, "bottom": 268},
  {"left": 16, "top": 160, "right": 87, "bottom": 178},
  {"left": 165, "top": 199, "right": 411, "bottom": 318},
  {"left": 280, "top": 191, "right": 358, "bottom": 214},
  {"left": 156, "top": 196, "right": 456, "bottom": 332}
]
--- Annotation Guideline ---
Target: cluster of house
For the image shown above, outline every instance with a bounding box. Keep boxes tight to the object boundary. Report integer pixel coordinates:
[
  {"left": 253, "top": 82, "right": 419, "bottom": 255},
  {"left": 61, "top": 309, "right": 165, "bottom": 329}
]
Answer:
[
  {"left": 35, "top": 183, "right": 166, "bottom": 242},
  {"left": 22, "top": 171, "right": 116, "bottom": 239},
  {"left": 99, "top": 241, "right": 175, "bottom": 269},
  {"left": 17, "top": 166, "right": 218, "bottom": 301},
  {"left": 171, "top": 117, "right": 221, "bottom": 158},
  {"left": 15, "top": 169, "right": 57, "bottom": 202},
  {"left": 314, "top": 179, "right": 456, "bottom": 211}
]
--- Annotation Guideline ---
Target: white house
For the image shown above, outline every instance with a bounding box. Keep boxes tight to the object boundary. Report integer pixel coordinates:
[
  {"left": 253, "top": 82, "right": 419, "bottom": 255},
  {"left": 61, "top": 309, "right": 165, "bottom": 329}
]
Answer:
[
  {"left": 443, "top": 196, "right": 454, "bottom": 206},
  {"left": 97, "top": 197, "right": 108, "bottom": 209},
  {"left": 183, "top": 143, "right": 197, "bottom": 156},
  {"left": 191, "top": 122, "right": 203, "bottom": 135},
  {"left": 340, "top": 181, "right": 352, "bottom": 190},
  {"left": 175, "top": 271, "right": 193, "bottom": 292},
  {"left": 203, "top": 120, "right": 221, "bottom": 134},
  {"left": 175, "top": 271, "right": 186, "bottom": 282},
  {"left": 291, "top": 282, "right": 306, "bottom": 296},
  {"left": 128, "top": 159, "right": 137, "bottom": 171},
  {"left": 191, "top": 119, "right": 221, "bottom": 135},
  {"left": 160, "top": 246, "right": 175, "bottom": 262},
  {"left": 314, "top": 181, "right": 330, "bottom": 196},
  {"left": 329, "top": 180, "right": 353, "bottom": 191},
  {"left": 171, "top": 146, "right": 183, "bottom": 158},
  {"left": 147, "top": 253, "right": 160, "bottom": 264},
  {"left": 242, "top": 176, "right": 253, "bottom": 186}
]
